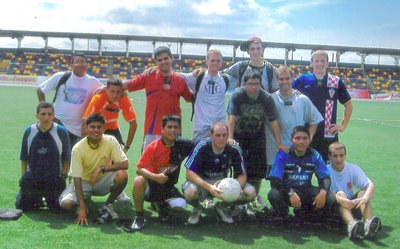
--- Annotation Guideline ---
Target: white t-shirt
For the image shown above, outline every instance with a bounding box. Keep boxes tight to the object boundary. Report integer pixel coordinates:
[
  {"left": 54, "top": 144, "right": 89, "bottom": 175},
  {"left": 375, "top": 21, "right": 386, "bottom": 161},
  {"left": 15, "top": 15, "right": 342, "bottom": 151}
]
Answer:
[
  {"left": 39, "top": 72, "right": 102, "bottom": 136},
  {"left": 327, "top": 162, "right": 371, "bottom": 198},
  {"left": 265, "top": 90, "right": 323, "bottom": 164},
  {"left": 181, "top": 71, "right": 234, "bottom": 133}
]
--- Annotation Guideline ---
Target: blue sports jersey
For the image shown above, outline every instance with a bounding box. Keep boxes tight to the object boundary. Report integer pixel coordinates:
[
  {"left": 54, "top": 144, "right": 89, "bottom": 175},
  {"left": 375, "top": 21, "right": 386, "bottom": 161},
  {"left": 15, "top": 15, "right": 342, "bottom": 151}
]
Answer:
[
  {"left": 269, "top": 147, "right": 330, "bottom": 189},
  {"left": 184, "top": 139, "right": 245, "bottom": 179},
  {"left": 292, "top": 73, "right": 351, "bottom": 139},
  {"left": 20, "top": 123, "right": 71, "bottom": 180}
]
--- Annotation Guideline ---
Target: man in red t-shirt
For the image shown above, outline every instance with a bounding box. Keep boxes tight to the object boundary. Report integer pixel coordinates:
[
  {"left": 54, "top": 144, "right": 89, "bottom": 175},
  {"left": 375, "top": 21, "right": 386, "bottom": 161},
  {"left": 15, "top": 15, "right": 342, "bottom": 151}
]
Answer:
[
  {"left": 129, "top": 115, "right": 194, "bottom": 231},
  {"left": 84, "top": 77, "right": 137, "bottom": 153},
  {"left": 123, "top": 46, "right": 193, "bottom": 150}
]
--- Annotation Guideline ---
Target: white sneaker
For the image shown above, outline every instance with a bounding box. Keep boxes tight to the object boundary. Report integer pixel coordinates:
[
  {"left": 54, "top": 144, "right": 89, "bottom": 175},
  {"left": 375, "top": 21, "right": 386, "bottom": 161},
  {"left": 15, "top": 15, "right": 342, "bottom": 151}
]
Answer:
[
  {"left": 117, "top": 191, "right": 131, "bottom": 202},
  {"left": 251, "top": 195, "right": 267, "bottom": 210},
  {"left": 103, "top": 203, "right": 118, "bottom": 220},
  {"left": 215, "top": 202, "right": 234, "bottom": 224},
  {"left": 188, "top": 207, "right": 202, "bottom": 225},
  {"left": 348, "top": 220, "right": 364, "bottom": 240},
  {"left": 364, "top": 216, "right": 382, "bottom": 238},
  {"left": 203, "top": 198, "right": 215, "bottom": 209}
]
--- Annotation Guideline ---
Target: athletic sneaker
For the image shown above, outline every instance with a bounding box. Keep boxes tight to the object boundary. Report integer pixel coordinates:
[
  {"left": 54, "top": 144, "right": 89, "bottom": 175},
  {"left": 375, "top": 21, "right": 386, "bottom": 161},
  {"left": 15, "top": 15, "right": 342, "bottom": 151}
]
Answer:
[
  {"left": 188, "top": 207, "right": 202, "bottom": 225},
  {"left": 158, "top": 203, "right": 169, "bottom": 222},
  {"left": 348, "top": 220, "right": 365, "bottom": 240},
  {"left": 130, "top": 215, "right": 145, "bottom": 231},
  {"left": 364, "top": 216, "right": 382, "bottom": 238},
  {"left": 103, "top": 203, "right": 118, "bottom": 220},
  {"left": 117, "top": 191, "right": 131, "bottom": 202},
  {"left": 203, "top": 198, "right": 215, "bottom": 209},
  {"left": 215, "top": 202, "right": 234, "bottom": 224},
  {"left": 251, "top": 195, "right": 267, "bottom": 210}
]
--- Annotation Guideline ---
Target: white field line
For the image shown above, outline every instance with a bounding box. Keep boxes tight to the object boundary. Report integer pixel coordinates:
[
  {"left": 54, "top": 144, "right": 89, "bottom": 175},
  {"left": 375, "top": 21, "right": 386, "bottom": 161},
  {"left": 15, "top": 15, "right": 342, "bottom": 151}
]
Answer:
[{"left": 350, "top": 116, "right": 400, "bottom": 128}]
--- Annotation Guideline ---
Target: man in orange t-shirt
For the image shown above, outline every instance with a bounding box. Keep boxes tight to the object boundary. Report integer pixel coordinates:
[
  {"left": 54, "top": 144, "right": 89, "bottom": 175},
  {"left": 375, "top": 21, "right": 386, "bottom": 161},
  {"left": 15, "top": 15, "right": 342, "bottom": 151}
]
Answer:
[
  {"left": 123, "top": 46, "right": 193, "bottom": 150},
  {"left": 84, "top": 77, "right": 137, "bottom": 153}
]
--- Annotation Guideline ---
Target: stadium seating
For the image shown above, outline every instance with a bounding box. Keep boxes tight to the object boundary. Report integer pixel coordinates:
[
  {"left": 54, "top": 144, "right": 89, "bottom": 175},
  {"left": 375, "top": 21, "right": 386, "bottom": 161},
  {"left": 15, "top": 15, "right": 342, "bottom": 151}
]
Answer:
[{"left": 1, "top": 51, "right": 398, "bottom": 92}]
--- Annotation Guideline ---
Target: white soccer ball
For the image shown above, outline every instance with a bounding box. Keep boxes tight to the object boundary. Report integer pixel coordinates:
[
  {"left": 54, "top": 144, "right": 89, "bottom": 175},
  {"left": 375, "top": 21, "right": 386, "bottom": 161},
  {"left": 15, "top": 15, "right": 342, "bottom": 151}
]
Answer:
[{"left": 218, "top": 178, "right": 241, "bottom": 202}]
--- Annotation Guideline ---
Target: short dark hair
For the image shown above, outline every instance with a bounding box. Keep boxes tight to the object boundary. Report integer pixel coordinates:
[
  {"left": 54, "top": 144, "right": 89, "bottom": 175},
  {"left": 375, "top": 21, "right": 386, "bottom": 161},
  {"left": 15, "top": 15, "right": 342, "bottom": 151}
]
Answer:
[
  {"left": 106, "top": 77, "right": 122, "bottom": 88},
  {"left": 162, "top": 115, "right": 181, "bottom": 128},
  {"left": 36, "top": 102, "right": 54, "bottom": 114},
  {"left": 86, "top": 114, "right": 105, "bottom": 126},
  {"left": 291, "top": 125, "right": 310, "bottom": 139},
  {"left": 243, "top": 71, "right": 262, "bottom": 84},
  {"left": 154, "top": 46, "right": 172, "bottom": 58},
  {"left": 72, "top": 53, "right": 88, "bottom": 64},
  {"left": 210, "top": 120, "right": 229, "bottom": 134}
]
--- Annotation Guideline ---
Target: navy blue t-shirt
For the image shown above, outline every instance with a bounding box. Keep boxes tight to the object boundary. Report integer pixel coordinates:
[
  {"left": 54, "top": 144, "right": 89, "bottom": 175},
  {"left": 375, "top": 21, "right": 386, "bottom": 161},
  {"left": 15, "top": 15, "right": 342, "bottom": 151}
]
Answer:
[
  {"left": 184, "top": 139, "right": 245, "bottom": 179},
  {"left": 292, "top": 73, "right": 351, "bottom": 139}
]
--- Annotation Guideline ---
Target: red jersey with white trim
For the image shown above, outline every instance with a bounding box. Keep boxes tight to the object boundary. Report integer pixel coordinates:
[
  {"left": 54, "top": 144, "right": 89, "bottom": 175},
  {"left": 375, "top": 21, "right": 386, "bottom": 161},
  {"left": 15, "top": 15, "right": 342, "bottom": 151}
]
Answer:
[{"left": 126, "top": 70, "right": 193, "bottom": 135}]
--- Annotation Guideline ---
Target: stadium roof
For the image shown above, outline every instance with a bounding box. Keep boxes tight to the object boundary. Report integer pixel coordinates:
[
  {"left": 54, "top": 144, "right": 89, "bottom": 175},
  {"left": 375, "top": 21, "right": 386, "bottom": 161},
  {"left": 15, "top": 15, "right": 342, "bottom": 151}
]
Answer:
[{"left": 1, "top": 29, "right": 400, "bottom": 57}]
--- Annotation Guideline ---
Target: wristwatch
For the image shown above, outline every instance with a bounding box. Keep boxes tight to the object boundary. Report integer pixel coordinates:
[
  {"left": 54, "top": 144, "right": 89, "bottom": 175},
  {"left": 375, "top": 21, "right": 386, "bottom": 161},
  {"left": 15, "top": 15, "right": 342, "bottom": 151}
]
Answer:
[
  {"left": 288, "top": 188, "right": 295, "bottom": 197},
  {"left": 100, "top": 166, "right": 106, "bottom": 174}
]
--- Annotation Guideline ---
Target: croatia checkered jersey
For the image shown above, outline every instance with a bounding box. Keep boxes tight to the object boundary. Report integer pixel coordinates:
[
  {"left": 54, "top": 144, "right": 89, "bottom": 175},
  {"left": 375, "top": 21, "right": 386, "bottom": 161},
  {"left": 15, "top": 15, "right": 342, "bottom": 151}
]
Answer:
[
  {"left": 292, "top": 73, "right": 351, "bottom": 137},
  {"left": 269, "top": 147, "right": 330, "bottom": 189},
  {"left": 184, "top": 138, "right": 245, "bottom": 179}
]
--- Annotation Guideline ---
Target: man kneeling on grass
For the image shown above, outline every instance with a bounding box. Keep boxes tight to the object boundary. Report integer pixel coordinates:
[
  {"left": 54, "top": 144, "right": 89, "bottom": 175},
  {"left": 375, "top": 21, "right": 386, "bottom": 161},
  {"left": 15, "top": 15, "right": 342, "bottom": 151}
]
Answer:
[
  {"left": 129, "top": 115, "right": 194, "bottom": 231},
  {"left": 59, "top": 114, "right": 129, "bottom": 225},
  {"left": 327, "top": 142, "right": 382, "bottom": 240}
]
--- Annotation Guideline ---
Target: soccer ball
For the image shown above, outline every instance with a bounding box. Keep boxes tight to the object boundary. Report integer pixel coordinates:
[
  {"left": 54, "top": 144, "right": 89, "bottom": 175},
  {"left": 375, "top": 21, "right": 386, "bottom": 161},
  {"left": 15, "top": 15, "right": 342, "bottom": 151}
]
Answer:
[{"left": 218, "top": 178, "right": 241, "bottom": 202}]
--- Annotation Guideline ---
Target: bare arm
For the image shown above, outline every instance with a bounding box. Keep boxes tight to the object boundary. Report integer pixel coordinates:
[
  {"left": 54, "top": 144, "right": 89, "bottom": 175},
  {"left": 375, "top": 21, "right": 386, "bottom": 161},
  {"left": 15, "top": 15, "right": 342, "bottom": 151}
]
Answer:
[
  {"left": 329, "top": 101, "right": 353, "bottom": 135},
  {"left": 237, "top": 173, "right": 247, "bottom": 188},
  {"left": 136, "top": 166, "right": 168, "bottom": 185},
  {"left": 227, "top": 115, "right": 237, "bottom": 139},
  {"left": 186, "top": 169, "right": 223, "bottom": 199},
  {"left": 36, "top": 87, "right": 46, "bottom": 103},
  {"left": 21, "top": 160, "right": 27, "bottom": 176},
  {"left": 74, "top": 177, "right": 88, "bottom": 225},
  {"left": 124, "top": 120, "right": 137, "bottom": 152},
  {"left": 270, "top": 120, "right": 285, "bottom": 150},
  {"left": 308, "top": 123, "right": 318, "bottom": 142},
  {"left": 353, "top": 182, "right": 375, "bottom": 209},
  {"left": 62, "top": 160, "right": 70, "bottom": 178}
]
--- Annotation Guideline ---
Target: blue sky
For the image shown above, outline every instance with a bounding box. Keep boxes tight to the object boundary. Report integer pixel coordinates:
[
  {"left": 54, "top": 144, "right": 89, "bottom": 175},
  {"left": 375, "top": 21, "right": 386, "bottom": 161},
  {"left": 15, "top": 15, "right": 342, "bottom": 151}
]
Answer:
[{"left": 0, "top": 0, "right": 399, "bottom": 63}]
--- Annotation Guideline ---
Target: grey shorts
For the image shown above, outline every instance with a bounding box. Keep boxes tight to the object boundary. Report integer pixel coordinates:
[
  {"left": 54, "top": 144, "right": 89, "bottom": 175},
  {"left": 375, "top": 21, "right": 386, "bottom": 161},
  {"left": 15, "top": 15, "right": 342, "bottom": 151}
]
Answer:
[
  {"left": 192, "top": 127, "right": 211, "bottom": 143},
  {"left": 59, "top": 171, "right": 117, "bottom": 205}
]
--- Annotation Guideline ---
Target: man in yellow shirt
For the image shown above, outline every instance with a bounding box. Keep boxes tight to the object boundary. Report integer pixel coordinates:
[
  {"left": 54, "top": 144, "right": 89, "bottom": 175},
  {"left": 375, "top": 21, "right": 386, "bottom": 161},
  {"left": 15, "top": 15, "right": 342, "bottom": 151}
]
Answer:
[{"left": 59, "top": 114, "right": 129, "bottom": 225}]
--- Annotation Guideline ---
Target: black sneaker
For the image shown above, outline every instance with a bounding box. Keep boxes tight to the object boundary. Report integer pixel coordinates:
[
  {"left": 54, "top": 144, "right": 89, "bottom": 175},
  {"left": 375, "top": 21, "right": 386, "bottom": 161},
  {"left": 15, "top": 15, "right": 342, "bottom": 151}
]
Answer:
[
  {"left": 158, "top": 204, "right": 169, "bottom": 222},
  {"left": 365, "top": 216, "right": 382, "bottom": 239},
  {"left": 130, "top": 216, "right": 145, "bottom": 231}
]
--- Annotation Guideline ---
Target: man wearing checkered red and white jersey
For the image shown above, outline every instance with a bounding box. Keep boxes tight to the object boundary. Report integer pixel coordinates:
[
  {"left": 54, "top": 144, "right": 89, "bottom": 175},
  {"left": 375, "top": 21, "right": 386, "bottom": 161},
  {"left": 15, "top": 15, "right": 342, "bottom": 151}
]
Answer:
[{"left": 292, "top": 50, "right": 352, "bottom": 162}]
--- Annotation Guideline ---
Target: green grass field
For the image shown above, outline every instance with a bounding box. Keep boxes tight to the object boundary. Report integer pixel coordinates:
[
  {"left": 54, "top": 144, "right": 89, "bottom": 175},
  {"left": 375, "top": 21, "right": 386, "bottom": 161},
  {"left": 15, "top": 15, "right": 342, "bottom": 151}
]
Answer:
[{"left": 0, "top": 85, "right": 399, "bottom": 249}]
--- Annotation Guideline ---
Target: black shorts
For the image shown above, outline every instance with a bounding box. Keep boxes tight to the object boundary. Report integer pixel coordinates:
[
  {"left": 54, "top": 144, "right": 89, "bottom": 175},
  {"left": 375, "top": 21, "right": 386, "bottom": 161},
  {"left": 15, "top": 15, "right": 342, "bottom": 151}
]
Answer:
[
  {"left": 145, "top": 180, "right": 182, "bottom": 203},
  {"left": 238, "top": 135, "right": 267, "bottom": 179},
  {"left": 105, "top": 129, "right": 124, "bottom": 145},
  {"left": 16, "top": 177, "right": 66, "bottom": 209},
  {"left": 310, "top": 136, "right": 338, "bottom": 162}
]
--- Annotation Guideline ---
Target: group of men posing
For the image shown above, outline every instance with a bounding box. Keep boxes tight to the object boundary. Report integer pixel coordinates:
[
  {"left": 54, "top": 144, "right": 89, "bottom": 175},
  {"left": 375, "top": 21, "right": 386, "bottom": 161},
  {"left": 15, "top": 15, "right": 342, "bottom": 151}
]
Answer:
[{"left": 16, "top": 36, "right": 381, "bottom": 240}]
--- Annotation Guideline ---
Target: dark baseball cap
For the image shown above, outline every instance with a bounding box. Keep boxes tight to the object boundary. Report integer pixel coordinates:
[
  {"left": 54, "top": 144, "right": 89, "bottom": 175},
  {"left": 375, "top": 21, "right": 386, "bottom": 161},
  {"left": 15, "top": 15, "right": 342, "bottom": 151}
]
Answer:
[{"left": 239, "top": 36, "right": 263, "bottom": 51}]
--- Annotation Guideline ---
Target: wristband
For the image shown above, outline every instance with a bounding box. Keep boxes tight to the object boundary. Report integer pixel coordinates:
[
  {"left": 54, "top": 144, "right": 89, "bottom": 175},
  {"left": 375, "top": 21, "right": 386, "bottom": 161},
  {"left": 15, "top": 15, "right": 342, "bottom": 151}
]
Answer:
[{"left": 100, "top": 166, "right": 106, "bottom": 174}]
